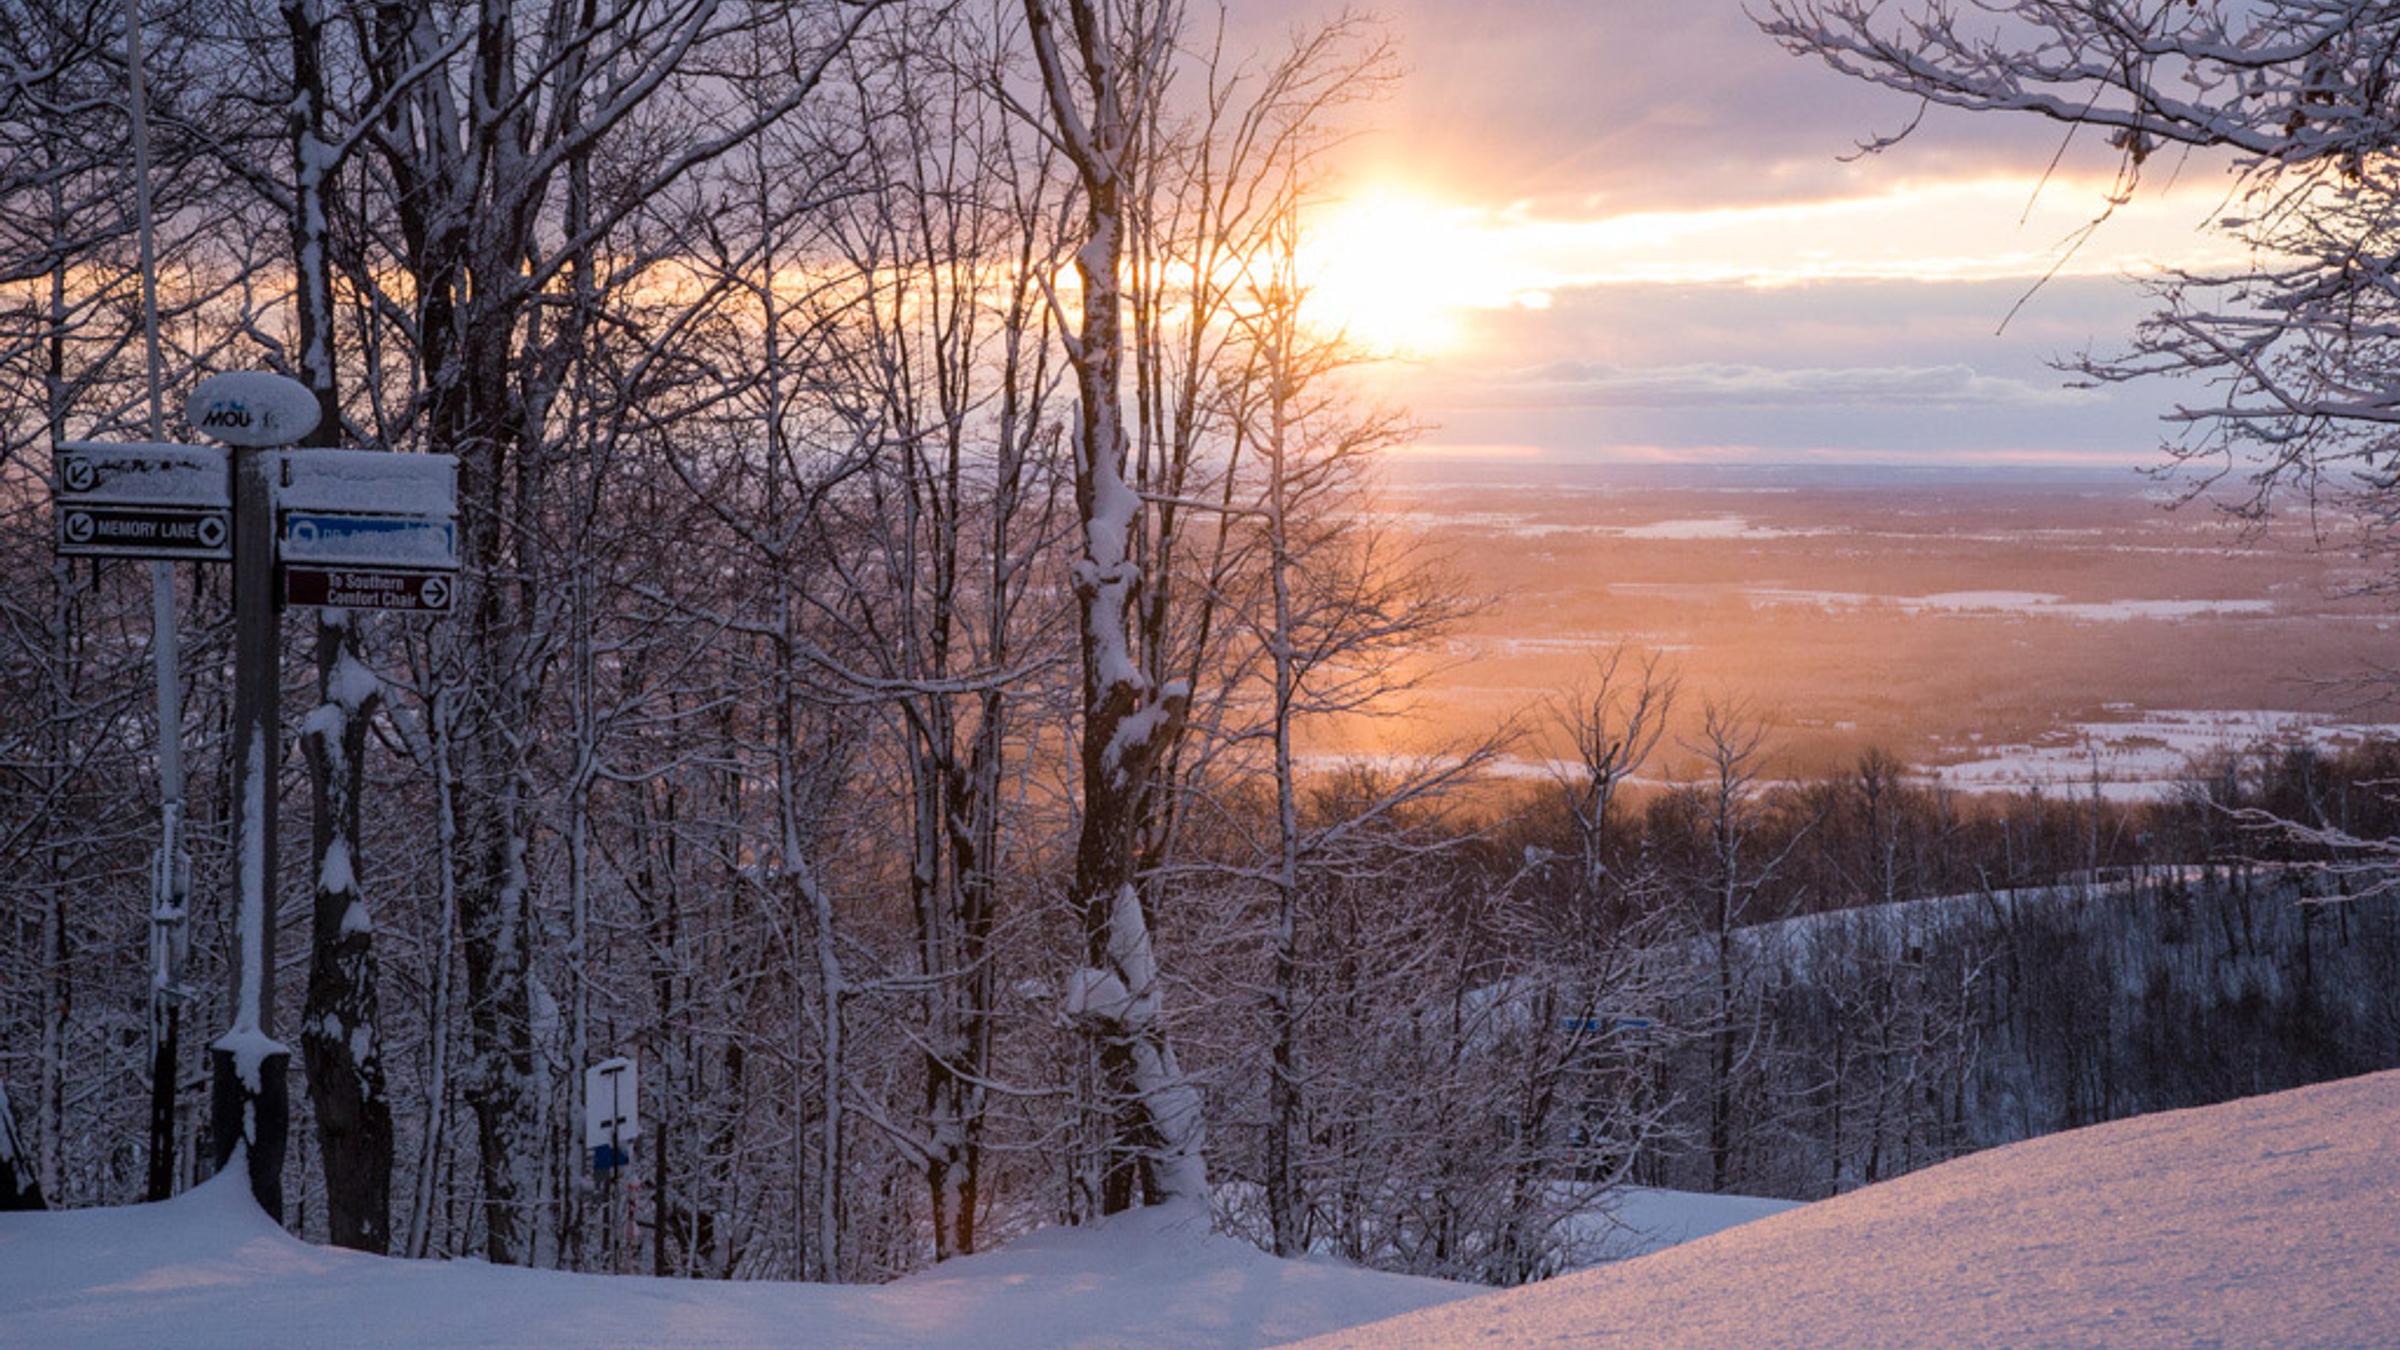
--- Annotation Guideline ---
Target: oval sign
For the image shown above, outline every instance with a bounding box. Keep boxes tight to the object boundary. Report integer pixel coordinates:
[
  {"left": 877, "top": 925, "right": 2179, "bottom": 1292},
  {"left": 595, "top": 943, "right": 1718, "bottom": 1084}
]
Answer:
[{"left": 183, "top": 371, "right": 322, "bottom": 447}]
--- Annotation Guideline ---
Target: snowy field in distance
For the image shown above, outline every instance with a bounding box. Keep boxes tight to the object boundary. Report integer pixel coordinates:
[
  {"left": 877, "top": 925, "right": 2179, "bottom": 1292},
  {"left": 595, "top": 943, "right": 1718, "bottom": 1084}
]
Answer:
[
  {"left": 1926, "top": 708, "right": 2400, "bottom": 801},
  {"left": 1608, "top": 583, "right": 2281, "bottom": 621},
  {"left": 0, "top": 1187, "right": 1471, "bottom": 1350},
  {"left": 1294, "top": 1069, "right": 2400, "bottom": 1350}
]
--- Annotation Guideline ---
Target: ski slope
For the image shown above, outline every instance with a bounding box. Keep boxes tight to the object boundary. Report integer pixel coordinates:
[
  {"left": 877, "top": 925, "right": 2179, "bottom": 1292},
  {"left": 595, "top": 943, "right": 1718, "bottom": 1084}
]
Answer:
[
  {"left": 9, "top": 1072, "right": 2388, "bottom": 1347},
  {"left": 1294, "top": 1069, "right": 2400, "bottom": 1348},
  {"left": 0, "top": 1183, "right": 1469, "bottom": 1349}
]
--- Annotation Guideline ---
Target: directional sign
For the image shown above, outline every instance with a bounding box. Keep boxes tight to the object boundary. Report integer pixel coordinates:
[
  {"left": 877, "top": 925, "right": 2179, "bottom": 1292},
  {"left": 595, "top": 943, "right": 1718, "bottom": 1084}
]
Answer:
[
  {"left": 280, "top": 511, "right": 457, "bottom": 570},
  {"left": 284, "top": 567, "right": 454, "bottom": 613},
  {"left": 584, "top": 1057, "right": 640, "bottom": 1148},
  {"left": 55, "top": 442, "right": 229, "bottom": 507},
  {"left": 271, "top": 448, "right": 456, "bottom": 516},
  {"left": 58, "top": 504, "right": 231, "bottom": 561}
]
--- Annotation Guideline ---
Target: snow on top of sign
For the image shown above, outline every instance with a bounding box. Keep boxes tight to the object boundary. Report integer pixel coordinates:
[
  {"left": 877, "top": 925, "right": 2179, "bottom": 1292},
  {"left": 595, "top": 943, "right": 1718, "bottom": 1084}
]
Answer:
[
  {"left": 183, "top": 371, "right": 320, "bottom": 447},
  {"left": 54, "top": 441, "right": 230, "bottom": 507},
  {"left": 272, "top": 448, "right": 456, "bottom": 516}
]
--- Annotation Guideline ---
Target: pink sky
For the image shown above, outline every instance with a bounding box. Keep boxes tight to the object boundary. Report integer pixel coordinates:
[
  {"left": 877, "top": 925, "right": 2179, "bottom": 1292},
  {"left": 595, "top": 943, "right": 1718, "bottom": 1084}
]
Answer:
[{"left": 1257, "top": 0, "right": 2248, "bottom": 466}]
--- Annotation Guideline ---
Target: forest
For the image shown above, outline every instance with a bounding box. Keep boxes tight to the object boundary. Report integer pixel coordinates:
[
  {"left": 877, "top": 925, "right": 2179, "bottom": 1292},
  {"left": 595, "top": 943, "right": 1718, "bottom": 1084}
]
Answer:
[{"left": 6, "top": 0, "right": 2400, "bottom": 1297}]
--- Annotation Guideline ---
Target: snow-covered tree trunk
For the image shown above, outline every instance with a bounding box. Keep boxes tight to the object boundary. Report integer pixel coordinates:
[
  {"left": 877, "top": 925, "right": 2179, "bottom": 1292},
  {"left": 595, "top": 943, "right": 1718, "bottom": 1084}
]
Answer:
[
  {"left": 285, "top": 0, "right": 394, "bottom": 1251},
  {"left": 301, "top": 611, "right": 393, "bottom": 1251},
  {"left": 1022, "top": 0, "right": 1204, "bottom": 1214},
  {"left": 402, "top": 689, "right": 462, "bottom": 1259}
]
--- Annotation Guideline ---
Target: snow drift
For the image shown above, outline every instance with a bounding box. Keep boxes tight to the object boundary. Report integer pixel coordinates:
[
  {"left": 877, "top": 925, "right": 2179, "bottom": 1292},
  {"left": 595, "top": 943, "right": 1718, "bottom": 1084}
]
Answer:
[
  {"left": 0, "top": 1187, "right": 1469, "bottom": 1349},
  {"left": 1294, "top": 1068, "right": 2400, "bottom": 1348}
]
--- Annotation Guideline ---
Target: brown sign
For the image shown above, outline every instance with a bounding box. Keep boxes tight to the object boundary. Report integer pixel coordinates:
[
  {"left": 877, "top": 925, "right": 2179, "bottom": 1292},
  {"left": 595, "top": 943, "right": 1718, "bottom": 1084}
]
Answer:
[{"left": 284, "top": 567, "right": 454, "bottom": 613}]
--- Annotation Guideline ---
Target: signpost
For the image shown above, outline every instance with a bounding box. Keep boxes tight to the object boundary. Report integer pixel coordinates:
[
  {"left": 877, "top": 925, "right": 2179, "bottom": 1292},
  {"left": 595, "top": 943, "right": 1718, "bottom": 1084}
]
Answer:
[
  {"left": 585, "top": 1057, "right": 640, "bottom": 1271},
  {"left": 585, "top": 1057, "right": 641, "bottom": 1170},
  {"left": 281, "top": 512, "right": 458, "bottom": 566},
  {"left": 56, "top": 441, "right": 229, "bottom": 501},
  {"left": 46, "top": 373, "right": 460, "bottom": 1224}
]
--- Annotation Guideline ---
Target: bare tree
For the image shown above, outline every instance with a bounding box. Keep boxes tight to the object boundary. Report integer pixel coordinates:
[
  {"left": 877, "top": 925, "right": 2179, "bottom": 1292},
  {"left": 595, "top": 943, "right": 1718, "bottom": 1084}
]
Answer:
[
  {"left": 1545, "top": 647, "right": 1679, "bottom": 911},
  {"left": 1682, "top": 699, "right": 1812, "bottom": 1192}
]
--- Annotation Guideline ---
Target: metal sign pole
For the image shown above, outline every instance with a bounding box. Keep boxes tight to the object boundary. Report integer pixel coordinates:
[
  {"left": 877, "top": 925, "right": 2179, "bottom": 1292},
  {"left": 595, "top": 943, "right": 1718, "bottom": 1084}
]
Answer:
[
  {"left": 188, "top": 369, "right": 320, "bottom": 1224},
  {"left": 208, "top": 437, "right": 290, "bottom": 1221},
  {"left": 609, "top": 1076, "right": 622, "bottom": 1274},
  {"left": 124, "top": 0, "right": 192, "bottom": 1205}
]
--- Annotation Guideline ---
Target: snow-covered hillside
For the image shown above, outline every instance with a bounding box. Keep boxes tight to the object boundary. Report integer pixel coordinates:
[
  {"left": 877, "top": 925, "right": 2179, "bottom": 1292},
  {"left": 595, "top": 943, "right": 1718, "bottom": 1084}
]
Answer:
[
  {"left": 8, "top": 1074, "right": 2390, "bottom": 1346},
  {"left": 1294, "top": 1069, "right": 2400, "bottom": 1348},
  {"left": 0, "top": 1183, "right": 1470, "bottom": 1349}
]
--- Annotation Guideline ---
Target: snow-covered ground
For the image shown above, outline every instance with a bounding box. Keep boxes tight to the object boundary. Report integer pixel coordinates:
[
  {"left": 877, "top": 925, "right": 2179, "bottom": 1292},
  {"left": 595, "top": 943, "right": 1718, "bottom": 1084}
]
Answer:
[
  {"left": 1295, "top": 1069, "right": 2400, "bottom": 1349},
  {"left": 12, "top": 1073, "right": 2389, "bottom": 1346},
  {"left": 1564, "top": 1187, "right": 1801, "bottom": 1264},
  {"left": 0, "top": 1185, "right": 1470, "bottom": 1349}
]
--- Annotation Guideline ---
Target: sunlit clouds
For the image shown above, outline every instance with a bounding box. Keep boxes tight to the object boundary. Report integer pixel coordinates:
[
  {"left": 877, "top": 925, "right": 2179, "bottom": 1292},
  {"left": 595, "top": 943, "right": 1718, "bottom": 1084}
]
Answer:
[
  {"left": 1294, "top": 165, "right": 2256, "bottom": 462},
  {"left": 1303, "top": 172, "right": 2253, "bottom": 344}
]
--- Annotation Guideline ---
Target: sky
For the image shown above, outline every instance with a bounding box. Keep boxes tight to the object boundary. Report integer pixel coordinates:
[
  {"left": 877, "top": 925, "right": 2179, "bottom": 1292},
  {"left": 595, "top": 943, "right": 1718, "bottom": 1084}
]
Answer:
[{"left": 1273, "top": 0, "right": 2257, "bottom": 467}]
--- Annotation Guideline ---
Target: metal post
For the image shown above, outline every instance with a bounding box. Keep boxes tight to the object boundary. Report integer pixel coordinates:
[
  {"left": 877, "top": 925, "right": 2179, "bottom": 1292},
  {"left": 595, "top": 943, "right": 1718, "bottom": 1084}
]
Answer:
[
  {"left": 125, "top": 0, "right": 192, "bottom": 1205},
  {"left": 209, "top": 441, "right": 288, "bottom": 1221}
]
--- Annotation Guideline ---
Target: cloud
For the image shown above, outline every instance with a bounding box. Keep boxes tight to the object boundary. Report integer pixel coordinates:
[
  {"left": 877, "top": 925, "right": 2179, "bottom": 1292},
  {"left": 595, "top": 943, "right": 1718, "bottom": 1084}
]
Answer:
[
  {"left": 1271, "top": 0, "right": 2154, "bottom": 216},
  {"left": 1431, "top": 360, "right": 2106, "bottom": 411}
]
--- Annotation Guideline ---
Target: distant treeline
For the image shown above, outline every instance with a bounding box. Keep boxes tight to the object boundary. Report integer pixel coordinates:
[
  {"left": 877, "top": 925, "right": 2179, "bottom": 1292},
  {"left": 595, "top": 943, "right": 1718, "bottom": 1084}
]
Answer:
[
  {"left": 1479, "top": 734, "right": 2400, "bottom": 932},
  {"left": 1182, "top": 730, "right": 2400, "bottom": 1276},
  {"left": 1639, "top": 865, "right": 2400, "bottom": 1202}
]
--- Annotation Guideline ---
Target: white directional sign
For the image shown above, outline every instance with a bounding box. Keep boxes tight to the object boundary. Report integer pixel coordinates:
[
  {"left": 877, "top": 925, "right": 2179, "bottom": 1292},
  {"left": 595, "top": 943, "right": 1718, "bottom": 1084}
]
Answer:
[
  {"left": 271, "top": 447, "right": 456, "bottom": 517},
  {"left": 184, "top": 371, "right": 321, "bottom": 447},
  {"left": 55, "top": 441, "right": 229, "bottom": 507},
  {"left": 585, "top": 1057, "right": 640, "bottom": 1148}
]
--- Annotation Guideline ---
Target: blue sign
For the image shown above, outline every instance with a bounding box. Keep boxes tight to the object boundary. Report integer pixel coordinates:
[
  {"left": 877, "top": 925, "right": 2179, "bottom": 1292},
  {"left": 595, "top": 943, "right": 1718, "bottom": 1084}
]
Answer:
[
  {"left": 594, "top": 1143, "right": 629, "bottom": 1175},
  {"left": 1558, "top": 1015, "right": 1655, "bottom": 1034},
  {"left": 280, "top": 511, "right": 457, "bottom": 568}
]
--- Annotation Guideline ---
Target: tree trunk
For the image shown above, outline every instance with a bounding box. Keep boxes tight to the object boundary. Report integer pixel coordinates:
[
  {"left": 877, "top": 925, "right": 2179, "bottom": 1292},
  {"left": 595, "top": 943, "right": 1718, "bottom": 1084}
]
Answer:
[
  {"left": 1023, "top": 0, "right": 1206, "bottom": 1214},
  {"left": 287, "top": 0, "right": 394, "bottom": 1250}
]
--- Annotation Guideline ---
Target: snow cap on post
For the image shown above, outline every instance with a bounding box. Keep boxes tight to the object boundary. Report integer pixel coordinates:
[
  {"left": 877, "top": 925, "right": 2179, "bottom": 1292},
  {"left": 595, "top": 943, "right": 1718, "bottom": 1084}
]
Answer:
[{"left": 184, "top": 371, "right": 321, "bottom": 447}]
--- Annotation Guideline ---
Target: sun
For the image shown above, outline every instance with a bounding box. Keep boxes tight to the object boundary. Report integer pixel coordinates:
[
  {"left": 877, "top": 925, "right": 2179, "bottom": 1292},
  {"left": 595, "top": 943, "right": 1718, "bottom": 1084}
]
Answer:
[
  {"left": 1297, "top": 186, "right": 1538, "bottom": 357},
  {"left": 1298, "top": 187, "right": 1481, "bottom": 355}
]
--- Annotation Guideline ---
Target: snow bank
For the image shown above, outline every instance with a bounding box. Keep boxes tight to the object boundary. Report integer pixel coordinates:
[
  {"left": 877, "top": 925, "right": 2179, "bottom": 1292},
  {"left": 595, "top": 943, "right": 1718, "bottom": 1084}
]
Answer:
[
  {"left": 0, "top": 1184, "right": 1469, "bottom": 1349},
  {"left": 1563, "top": 1187, "right": 1800, "bottom": 1264},
  {"left": 1291, "top": 1069, "right": 2400, "bottom": 1348}
]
